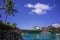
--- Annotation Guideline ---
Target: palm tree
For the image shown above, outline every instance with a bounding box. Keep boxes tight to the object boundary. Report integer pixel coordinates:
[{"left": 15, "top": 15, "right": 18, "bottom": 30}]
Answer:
[
  {"left": 3, "top": 0, "right": 18, "bottom": 23},
  {"left": 0, "top": 14, "right": 1, "bottom": 18},
  {"left": 0, "top": 6, "right": 5, "bottom": 18}
]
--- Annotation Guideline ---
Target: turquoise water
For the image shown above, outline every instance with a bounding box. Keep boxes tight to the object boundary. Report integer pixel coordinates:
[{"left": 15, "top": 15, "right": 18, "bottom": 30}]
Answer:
[{"left": 22, "top": 33, "right": 60, "bottom": 40}]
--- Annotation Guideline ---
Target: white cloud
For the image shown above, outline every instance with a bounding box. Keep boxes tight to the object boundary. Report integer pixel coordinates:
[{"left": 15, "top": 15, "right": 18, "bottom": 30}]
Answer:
[
  {"left": 52, "top": 23, "right": 60, "bottom": 28},
  {"left": 24, "top": 3, "right": 51, "bottom": 15},
  {"left": 34, "top": 3, "right": 50, "bottom": 9},
  {"left": 32, "top": 8, "right": 45, "bottom": 15},
  {"left": 24, "top": 4, "right": 33, "bottom": 8}
]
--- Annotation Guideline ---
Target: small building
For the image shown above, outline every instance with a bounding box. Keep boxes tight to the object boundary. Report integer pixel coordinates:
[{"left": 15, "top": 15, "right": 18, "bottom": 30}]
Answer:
[{"left": 33, "top": 26, "right": 40, "bottom": 30}]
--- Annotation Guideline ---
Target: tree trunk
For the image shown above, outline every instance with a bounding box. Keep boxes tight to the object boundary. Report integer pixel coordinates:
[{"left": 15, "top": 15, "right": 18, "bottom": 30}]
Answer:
[{"left": 5, "top": 14, "right": 8, "bottom": 23}]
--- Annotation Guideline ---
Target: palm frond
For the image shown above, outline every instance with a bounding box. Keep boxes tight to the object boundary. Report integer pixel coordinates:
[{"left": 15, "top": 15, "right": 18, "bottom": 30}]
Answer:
[
  {"left": 12, "top": 8, "right": 18, "bottom": 13},
  {"left": 0, "top": 7, "right": 5, "bottom": 10}
]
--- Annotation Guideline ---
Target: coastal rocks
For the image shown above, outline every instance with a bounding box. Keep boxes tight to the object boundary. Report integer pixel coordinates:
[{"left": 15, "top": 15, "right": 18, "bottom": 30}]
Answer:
[{"left": 0, "top": 30, "right": 22, "bottom": 40}]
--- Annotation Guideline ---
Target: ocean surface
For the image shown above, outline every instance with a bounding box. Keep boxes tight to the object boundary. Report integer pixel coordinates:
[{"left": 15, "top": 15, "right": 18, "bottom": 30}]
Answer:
[{"left": 22, "top": 33, "right": 60, "bottom": 40}]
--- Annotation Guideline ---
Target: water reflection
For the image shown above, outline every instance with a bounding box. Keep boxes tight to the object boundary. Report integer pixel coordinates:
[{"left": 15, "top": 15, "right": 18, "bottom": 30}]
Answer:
[
  {"left": 22, "top": 33, "right": 60, "bottom": 40},
  {"left": 56, "top": 34, "right": 60, "bottom": 40}
]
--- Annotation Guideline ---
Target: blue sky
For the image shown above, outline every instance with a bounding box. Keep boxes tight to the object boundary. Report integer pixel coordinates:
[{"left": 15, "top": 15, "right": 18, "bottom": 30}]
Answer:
[{"left": 0, "top": 0, "right": 60, "bottom": 30}]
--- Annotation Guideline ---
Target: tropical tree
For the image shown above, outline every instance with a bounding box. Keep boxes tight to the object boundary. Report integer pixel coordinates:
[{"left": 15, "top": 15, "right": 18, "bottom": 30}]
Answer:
[
  {"left": 47, "top": 26, "right": 57, "bottom": 33},
  {"left": 12, "top": 23, "right": 17, "bottom": 30},
  {"left": 0, "top": 20, "right": 3, "bottom": 24},
  {"left": 0, "top": 14, "right": 1, "bottom": 18},
  {"left": 57, "top": 28, "right": 60, "bottom": 33},
  {"left": 2, "top": 0, "right": 18, "bottom": 23},
  {"left": 0, "top": 4, "right": 5, "bottom": 18}
]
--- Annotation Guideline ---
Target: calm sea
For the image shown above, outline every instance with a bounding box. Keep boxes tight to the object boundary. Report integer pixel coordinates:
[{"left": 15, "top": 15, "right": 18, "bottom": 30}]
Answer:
[{"left": 22, "top": 33, "right": 60, "bottom": 40}]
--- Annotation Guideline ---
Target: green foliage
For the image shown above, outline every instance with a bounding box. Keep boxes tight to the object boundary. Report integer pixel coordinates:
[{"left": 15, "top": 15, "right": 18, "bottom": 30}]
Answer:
[
  {"left": 0, "top": 0, "right": 18, "bottom": 23},
  {"left": 0, "top": 0, "right": 19, "bottom": 31},
  {"left": 5, "top": 0, "right": 18, "bottom": 15},
  {"left": 47, "top": 26, "right": 60, "bottom": 33},
  {"left": 11, "top": 23, "right": 17, "bottom": 30},
  {"left": 0, "top": 20, "right": 19, "bottom": 30}
]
